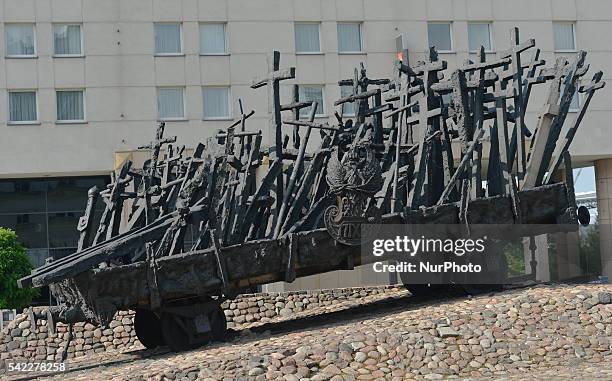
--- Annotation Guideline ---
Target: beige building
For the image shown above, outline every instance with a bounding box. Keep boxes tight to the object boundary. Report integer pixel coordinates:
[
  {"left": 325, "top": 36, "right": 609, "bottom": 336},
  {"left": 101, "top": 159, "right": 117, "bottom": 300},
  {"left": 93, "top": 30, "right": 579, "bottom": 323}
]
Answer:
[{"left": 0, "top": 0, "right": 611, "bottom": 292}]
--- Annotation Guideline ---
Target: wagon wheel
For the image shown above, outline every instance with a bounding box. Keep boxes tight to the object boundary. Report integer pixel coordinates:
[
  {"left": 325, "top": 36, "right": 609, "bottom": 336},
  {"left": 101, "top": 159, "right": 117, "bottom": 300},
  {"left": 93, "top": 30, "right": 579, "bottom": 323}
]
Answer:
[
  {"left": 160, "top": 304, "right": 228, "bottom": 351},
  {"left": 134, "top": 309, "right": 165, "bottom": 349},
  {"left": 160, "top": 312, "right": 197, "bottom": 352},
  {"left": 460, "top": 248, "right": 508, "bottom": 296},
  {"left": 209, "top": 305, "right": 227, "bottom": 342}
]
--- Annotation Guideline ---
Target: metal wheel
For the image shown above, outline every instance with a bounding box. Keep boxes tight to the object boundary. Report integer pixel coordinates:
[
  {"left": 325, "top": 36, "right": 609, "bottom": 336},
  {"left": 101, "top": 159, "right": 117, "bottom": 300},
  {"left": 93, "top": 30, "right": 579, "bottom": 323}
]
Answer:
[
  {"left": 134, "top": 309, "right": 165, "bottom": 349},
  {"left": 160, "top": 303, "right": 227, "bottom": 352},
  {"left": 160, "top": 312, "right": 198, "bottom": 352},
  {"left": 209, "top": 305, "right": 227, "bottom": 342}
]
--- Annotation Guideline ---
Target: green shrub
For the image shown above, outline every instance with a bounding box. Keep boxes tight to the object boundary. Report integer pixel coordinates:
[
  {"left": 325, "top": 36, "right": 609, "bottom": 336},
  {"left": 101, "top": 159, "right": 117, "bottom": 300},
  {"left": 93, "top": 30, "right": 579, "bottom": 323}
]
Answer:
[{"left": 0, "top": 228, "right": 39, "bottom": 309}]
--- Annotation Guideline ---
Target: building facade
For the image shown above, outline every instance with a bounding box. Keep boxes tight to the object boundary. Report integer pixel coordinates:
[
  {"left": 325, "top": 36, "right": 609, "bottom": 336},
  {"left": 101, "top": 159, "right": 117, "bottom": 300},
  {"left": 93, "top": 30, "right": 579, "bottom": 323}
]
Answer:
[{"left": 0, "top": 0, "right": 611, "bottom": 289}]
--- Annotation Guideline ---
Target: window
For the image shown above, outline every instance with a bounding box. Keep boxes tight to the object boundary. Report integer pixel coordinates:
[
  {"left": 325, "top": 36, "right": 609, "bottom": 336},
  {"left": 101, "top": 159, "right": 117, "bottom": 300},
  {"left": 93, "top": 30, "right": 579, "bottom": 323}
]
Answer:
[
  {"left": 340, "top": 86, "right": 355, "bottom": 116},
  {"left": 299, "top": 85, "right": 325, "bottom": 117},
  {"left": 200, "top": 23, "right": 227, "bottom": 55},
  {"left": 8, "top": 91, "right": 37, "bottom": 123},
  {"left": 202, "top": 87, "right": 230, "bottom": 119},
  {"left": 53, "top": 24, "right": 82, "bottom": 56},
  {"left": 157, "top": 88, "right": 185, "bottom": 120},
  {"left": 337, "top": 23, "right": 362, "bottom": 53},
  {"left": 154, "top": 23, "right": 182, "bottom": 55},
  {"left": 560, "top": 85, "right": 580, "bottom": 112},
  {"left": 57, "top": 90, "right": 85, "bottom": 122},
  {"left": 468, "top": 23, "right": 492, "bottom": 52},
  {"left": 427, "top": 22, "right": 452, "bottom": 52},
  {"left": 5, "top": 24, "right": 36, "bottom": 57},
  {"left": 295, "top": 23, "right": 321, "bottom": 53},
  {"left": 554, "top": 22, "right": 576, "bottom": 51}
]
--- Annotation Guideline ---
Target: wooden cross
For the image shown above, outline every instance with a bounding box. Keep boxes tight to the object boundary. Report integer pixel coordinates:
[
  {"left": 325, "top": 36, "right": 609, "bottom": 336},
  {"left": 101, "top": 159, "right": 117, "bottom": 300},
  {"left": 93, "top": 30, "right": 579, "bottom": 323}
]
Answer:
[
  {"left": 338, "top": 63, "right": 390, "bottom": 124},
  {"left": 543, "top": 71, "right": 606, "bottom": 184},
  {"left": 138, "top": 122, "right": 177, "bottom": 180},
  {"left": 500, "top": 27, "right": 535, "bottom": 182},
  {"left": 251, "top": 51, "right": 296, "bottom": 162},
  {"left": 281, "top": 85, "right": 313, "bottom": 150},
  {"left": 490, "top": 81, "right": 516, "bottom": 196},
  {"left": 404, "top": 96, "right": 443, "bottom": 207},
  {"left": 251, "top": 50, "right": 296, "bottom": 225},
  {"left": 93, "top": 160, "right": 134, "bottom": 245},
  {"left": 77, "top": 186, "right": 100, "bottom": 252},
  {"left": 274, "top": 102, "right": 318, "bottom": 238},
  {"left": 522, "top": 56, "right": 576, "bottom": 189},
  {"left": 412, "top": 48, "right": 447, "bottom": 98},
  {"left": 530, "top": 51, "right": 588, "bottom": 188}
]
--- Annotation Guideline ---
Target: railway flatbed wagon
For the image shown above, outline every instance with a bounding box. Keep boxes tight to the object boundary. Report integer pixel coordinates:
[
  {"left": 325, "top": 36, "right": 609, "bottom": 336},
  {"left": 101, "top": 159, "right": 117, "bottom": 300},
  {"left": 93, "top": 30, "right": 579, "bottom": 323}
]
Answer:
[{"left": 18, "top": 28, "right": 603, "bottom": 352}]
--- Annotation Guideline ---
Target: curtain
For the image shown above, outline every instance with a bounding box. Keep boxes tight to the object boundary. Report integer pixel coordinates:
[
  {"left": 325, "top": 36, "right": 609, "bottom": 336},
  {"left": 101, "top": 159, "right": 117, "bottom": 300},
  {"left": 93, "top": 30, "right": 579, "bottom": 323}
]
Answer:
[
  {"left": 158, "top": 88, "right": 184, "bottom": 119},
  {"left": 295, "top": 23, "right": 320, "bottom": 53},
  {"left": 340, "top": 85, "right": 355, "bottom": 116},
  {"left": 427, "top": 23, "right": 452, "bottom": 51},
  {"left": 54, "top": 25, "right": 81, "bottom": 55},
  {"left": 338, "top": 23, "right": 361, "bottom": 52},
  {"left": 9, "top": 92, "right": 37, "bottom": 122},
  {"left": 299, "top": 86, "right": 324, "bottom": 117},
  {"left": 554, "top": 23, "right": 575, "bottom": 51},
  {"left": 155, "top": 24, "right": 182, "bottom": 54},
  {"left": 203, "top": 87, "right": 230, "bottom": 118},
  {"left": 200, "top": 24, "right": 226, "bottom": 54},
  {"left": 57, "top": 91, "right": 84, "bottom": 121},
  {"left": 468, "top": 23, "right": 491, "bottom": 52},
  {"left": 6, "top": 24, "right": 35, "bottom": 56}
]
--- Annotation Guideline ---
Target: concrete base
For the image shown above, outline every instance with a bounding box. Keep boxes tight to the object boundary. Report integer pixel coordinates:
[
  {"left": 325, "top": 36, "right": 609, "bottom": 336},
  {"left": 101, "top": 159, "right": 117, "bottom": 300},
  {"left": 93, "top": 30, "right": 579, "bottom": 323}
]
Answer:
[{"left": 523, "top": 235, "right": 550, "bottom": 282}]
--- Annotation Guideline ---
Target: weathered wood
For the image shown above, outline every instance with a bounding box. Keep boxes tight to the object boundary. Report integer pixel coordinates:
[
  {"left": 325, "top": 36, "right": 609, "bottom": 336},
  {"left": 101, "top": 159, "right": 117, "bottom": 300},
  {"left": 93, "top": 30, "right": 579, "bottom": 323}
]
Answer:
[
  {"left": 523, "top": 52, "right": 586, "bottom": 189},
  {"left": 77, "top": 186, "right": 100, "bottom": 252},
  {"left": 543, "top": 71, "right": 605, "bottom": 184},
  {"left": 251, "top": 51, "right": 296, "bottom": 229}
]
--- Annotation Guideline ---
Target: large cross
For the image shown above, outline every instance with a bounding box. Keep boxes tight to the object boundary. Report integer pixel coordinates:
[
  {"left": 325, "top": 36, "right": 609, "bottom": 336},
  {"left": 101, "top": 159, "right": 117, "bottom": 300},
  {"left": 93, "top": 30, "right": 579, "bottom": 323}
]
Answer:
[
  {"left": 251, "top": 51, "right": 295, "bottom": 220},
  {"left": 404, "top": 96, "right": 443, "bottom": 207},
  {"left": 138, "top": 122, "right": 177, "bottom": 180},
  {"left": 280, "top": 85, "right": 312, "bottom": 150},
  {"left": 543, "top": 71, "right": 606, "bottom": 184},
  {"left": 251, "top": 51, "right": 296, "bottom": 162},
  {"left": 338, "top": 63, "right": 390, "bottom": 124},
  {"left": 500, "top": 27, "right": 535, "bottom": 182}
]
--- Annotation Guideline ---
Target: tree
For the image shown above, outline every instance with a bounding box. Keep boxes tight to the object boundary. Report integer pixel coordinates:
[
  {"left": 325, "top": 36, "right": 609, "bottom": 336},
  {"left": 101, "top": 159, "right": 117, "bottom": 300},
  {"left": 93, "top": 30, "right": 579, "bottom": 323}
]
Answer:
[{"left": 0, "top": 228, "right": 39, "bottom": 309}]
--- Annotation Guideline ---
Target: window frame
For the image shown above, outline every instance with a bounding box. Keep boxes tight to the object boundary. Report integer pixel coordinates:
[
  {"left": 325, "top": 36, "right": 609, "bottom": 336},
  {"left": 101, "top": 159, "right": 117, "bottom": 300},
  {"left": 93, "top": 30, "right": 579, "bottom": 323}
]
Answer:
[
  {"left": 569, "top": 92, "right": 580, "bottom": 112},
  {"left": 154, "top": 22, "right": 184, "bottom": 56},
  {"left": 427, "top": 21, "right": 454, "bottom": 53},
  {"left": 467, "top": 22, "right": 493, "bottom": 53},
  {"left": 5, "top": 23, "right": 37, "bottom": 58},
  {"left": 157, "top": 87, "right": 186, "bottom": 121},
  {"left": 199, "top": 22, "right": 229, "bottom": 56},
  {"left": 340, "top": 85, "right": 356, "bottom": 117},
  {"left": 294, "top": 22, "right": 322, "bottom": 55},
  {"left": 299, "top": 85, "right": 326, "bottom": 117},
  {"left": 52, "top": 23, "right": 84, "bottom": 58},
  {"left": 337, "top": 22, "right": 363, "bottom": 54},
  {"left": 55, "top": 89, "right": 87, "bottom": 124},
  {"left": 202, "top": 86, "right": 232, "bottom": 121},
  {"left": 7, "top": 89, "right": 39, "bottom": 125},
  {"left": 553, "top": 22, "right": 577, "bottom": 53}
]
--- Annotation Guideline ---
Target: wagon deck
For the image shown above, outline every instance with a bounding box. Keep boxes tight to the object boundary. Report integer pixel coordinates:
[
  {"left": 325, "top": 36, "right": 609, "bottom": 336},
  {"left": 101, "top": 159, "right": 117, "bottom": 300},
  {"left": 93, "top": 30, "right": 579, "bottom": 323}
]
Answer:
[{"left": 19, "top": 27, "right": 604, "bottom": 351}]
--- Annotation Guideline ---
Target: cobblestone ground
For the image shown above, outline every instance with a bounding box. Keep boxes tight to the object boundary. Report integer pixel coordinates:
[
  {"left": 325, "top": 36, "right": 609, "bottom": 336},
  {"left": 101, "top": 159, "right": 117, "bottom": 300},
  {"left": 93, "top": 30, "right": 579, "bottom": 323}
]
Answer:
[{"left": 6, "top": 284, "right": 612, "bottom": 381}]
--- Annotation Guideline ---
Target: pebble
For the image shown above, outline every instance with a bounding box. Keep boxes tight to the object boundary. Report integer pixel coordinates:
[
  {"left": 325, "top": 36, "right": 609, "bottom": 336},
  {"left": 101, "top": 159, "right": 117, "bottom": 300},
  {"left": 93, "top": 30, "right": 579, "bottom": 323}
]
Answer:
[{"left": 1, "top": 284, "right": 609, "bottom": 381}]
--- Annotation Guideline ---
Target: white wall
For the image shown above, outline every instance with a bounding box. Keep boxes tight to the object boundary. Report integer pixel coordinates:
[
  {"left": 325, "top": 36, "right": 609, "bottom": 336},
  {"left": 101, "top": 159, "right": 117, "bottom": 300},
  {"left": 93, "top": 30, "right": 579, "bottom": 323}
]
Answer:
[{"left": 0, "top": 0, "right": 611, "bottom": 178}]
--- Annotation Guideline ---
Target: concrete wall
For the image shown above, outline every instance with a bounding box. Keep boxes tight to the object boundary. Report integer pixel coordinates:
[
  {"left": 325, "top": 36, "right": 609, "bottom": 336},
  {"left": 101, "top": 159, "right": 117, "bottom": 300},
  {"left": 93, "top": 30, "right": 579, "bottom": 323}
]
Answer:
[{"left": 0, "top": 0, "right": 611, "bottom": 178}]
